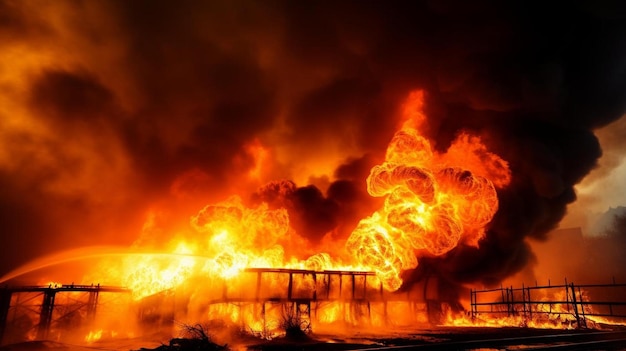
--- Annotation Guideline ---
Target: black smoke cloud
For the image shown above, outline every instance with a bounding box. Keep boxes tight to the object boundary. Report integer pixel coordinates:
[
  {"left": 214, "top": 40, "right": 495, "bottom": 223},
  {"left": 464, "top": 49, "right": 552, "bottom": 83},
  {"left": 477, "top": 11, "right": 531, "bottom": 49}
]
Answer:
[
  {"left": 251, "top": 175, "right": 379, "bottom": 246},
  {"left": 1, "top": 0, "right": 626, "bottom": 288}
]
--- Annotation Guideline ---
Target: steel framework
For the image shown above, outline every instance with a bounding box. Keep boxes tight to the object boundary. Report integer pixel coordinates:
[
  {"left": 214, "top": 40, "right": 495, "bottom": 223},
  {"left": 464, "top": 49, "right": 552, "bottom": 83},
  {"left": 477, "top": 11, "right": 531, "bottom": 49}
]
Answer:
[
  {"left": 0, "top": 284, "right": 130, "bottom": 344},
  {"left": 470, "top": 278, "right": 626, "bottom": 328}
]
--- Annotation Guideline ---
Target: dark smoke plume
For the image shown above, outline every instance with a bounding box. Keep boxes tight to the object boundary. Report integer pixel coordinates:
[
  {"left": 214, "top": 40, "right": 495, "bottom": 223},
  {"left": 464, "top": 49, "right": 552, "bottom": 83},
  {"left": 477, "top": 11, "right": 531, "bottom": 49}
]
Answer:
[{"left": 0, "top": 0, "right": 625, "bottom": 289}]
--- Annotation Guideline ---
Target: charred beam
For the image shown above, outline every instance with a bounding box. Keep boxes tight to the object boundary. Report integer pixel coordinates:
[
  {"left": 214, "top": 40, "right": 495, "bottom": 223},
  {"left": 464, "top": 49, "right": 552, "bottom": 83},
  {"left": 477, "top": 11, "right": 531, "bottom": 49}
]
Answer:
[{"left": 0, "top": 289, "right": 12, "bottom": 344}]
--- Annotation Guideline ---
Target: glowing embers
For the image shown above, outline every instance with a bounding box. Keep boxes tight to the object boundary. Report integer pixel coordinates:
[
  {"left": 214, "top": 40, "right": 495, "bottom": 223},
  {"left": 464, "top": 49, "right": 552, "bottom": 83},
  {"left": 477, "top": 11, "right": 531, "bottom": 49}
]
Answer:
[{"left": 346, "top": 90, "right": 511, "bottom": 290}]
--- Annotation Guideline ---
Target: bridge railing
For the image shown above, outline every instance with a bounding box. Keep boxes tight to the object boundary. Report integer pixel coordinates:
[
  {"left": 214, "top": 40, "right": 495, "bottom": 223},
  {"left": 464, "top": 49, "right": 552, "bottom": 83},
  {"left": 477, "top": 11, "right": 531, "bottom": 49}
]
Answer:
[
  {"left": 0, "top": 284, "right": 130, "bottom": 344},
  {"left": 470, "top": 279, "right": 626, "bottom": 328}
]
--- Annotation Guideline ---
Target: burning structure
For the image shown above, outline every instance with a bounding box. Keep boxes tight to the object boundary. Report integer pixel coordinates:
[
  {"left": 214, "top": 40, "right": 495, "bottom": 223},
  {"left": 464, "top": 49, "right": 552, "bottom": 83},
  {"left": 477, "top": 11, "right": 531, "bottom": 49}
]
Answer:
[
  {"left": 1, "top": 89, "right": 624, "bottom": 345},
  {"left": 1, "top": 0, "right": 626, "bottom": 348},
  {"left": 2, "top": 91, "right": 511, "bottom": 342}
]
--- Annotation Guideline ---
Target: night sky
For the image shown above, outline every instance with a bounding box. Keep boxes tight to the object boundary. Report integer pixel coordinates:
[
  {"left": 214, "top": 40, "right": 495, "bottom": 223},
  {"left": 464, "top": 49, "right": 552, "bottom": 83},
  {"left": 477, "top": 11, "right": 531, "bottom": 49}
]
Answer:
[{"left": 1, "top": 0, "right": 626, "bottom": 286}]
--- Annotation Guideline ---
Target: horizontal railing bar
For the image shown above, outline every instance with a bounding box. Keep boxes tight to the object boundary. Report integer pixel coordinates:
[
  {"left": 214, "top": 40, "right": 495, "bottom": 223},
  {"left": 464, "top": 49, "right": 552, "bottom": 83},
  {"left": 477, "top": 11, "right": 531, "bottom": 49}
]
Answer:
[
  {"left": 474, "top": 301, "right": 626, "bottom": 306},
  {"left": 243, "top": 267, "right": 376, "bottom": 275},
  {"left": 2, "top": 285, "right": 130, "bottom": 293}
]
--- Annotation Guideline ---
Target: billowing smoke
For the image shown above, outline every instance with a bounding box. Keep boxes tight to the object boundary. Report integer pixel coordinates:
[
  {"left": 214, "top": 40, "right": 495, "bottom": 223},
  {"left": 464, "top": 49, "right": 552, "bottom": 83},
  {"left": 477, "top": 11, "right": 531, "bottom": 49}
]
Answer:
[{"left": 1, "top": 0, "right": 626, "bottom": 290}]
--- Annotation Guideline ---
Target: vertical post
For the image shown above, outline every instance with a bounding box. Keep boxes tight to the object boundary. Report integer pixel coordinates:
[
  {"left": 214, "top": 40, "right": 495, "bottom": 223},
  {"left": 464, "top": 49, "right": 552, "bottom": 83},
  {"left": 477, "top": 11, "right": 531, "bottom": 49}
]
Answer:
[
  {"left": 509, "top": 286, "right": 514, "bottom": 316},
  {"left": 37, "top": 289, "right": 56, "bottom": 340},
  {"left": 473, "top": 289, "right": 478, "bottom": 318},
  {"left": 255, "top": 271, "right": 262, "bottom": 301},
  {"left": 287, "top": 273, "right": 293, "bottom": 301},
  {"left": 0, "top": 289, "right": 12, "bottom": 345},
  {"left": 86, "top": 288, "right": 100, "bottom": 321},
  {"left": 339, "top": 273, "right": 343, "bottom": 299},
  {"left": 500, "top": 285, "right": 505, "bottom": 315},
  {"left": 569, "top": 283, "right": 581, "bottom": 328},
  {"left": 576, "top": 285, "right": 587, "bottom": 328},
  {"left": 326, "top": 273, "right": 331, "bottom": 300},
  {"left": 351, "top": 274, "right": 356, "bottom": 300},
  {"left": 564, "top": 278, "right": 570, "bottom": 314},
  {"left": 521, "top": 283, "right": 526, "bottom": 319},
  {"left": 470, "top": 289, "right": 475, "bottom": 320},
  {"left": 527, "top": 287, "right": 532, "bottom": 320},
  {"left": 507, "top": 286, "right": 512, "bottom": 317}
]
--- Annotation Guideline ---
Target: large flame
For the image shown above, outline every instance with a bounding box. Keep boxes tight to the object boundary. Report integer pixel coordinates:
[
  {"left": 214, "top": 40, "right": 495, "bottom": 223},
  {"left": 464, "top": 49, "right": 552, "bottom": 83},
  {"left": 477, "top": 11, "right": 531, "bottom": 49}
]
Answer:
[
  {"left": 0, "top": 89, "right": 510, "bottom": 310},
  {"left": 80, "top": 90, "right": 512, "bottom": 299},
  {"left": 0, "top": 90, "right": 518, "bottom": 342},
  {"left": 346, "top": 91, "right": 511, "bottom": 290},
  {"left": 86, "top": 195, "right": 361, "bottom": 300}
]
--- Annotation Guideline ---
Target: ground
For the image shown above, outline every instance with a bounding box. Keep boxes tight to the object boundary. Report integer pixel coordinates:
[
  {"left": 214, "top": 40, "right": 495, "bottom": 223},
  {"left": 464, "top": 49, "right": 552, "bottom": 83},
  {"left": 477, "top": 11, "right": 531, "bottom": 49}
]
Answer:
[{"left": 2, "top": 325, "right": 626, "bottom": 351}]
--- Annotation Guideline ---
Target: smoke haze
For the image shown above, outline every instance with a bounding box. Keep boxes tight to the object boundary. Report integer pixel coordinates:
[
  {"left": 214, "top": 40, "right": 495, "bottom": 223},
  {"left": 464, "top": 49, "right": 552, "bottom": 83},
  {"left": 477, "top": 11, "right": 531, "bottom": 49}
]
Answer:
[{"left": 1, "top": 0, "right": 626, "bottom": 286}]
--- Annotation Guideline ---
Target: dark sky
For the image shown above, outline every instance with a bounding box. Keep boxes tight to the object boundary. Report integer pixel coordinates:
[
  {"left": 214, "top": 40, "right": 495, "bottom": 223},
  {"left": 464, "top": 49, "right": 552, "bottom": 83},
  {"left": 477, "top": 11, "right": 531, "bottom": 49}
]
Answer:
[{"left": 1, "top": 0, "right": 626, "bottom": 285}]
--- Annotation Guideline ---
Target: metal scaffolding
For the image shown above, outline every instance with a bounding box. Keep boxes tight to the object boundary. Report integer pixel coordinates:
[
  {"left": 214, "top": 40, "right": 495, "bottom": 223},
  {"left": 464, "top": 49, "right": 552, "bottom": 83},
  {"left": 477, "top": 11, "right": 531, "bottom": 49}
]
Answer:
[
  {"left": 0, "top": 284, "right": 130, "bottom": 344},
  {"left": 470, "top": 279, "right": 626, "bottom": 328}
]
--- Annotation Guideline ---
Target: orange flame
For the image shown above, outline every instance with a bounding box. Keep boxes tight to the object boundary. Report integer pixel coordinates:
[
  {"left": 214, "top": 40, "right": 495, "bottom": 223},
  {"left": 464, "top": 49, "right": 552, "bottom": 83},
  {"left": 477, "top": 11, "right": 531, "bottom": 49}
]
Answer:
[
  {"left": 84, "top": 329, "right": 103, "bottom": 343},
  {"left": 346, "top": 90, "right": 511, "bottom": 290},
  {"left": 87, "top": 90, "right": 510, "bottom": 300},
  {"left": 1, "top": 89, "right": 519, "bottom": 342},
  {"left": 446, "top": 289, "right": 626, "bottom": 329}
]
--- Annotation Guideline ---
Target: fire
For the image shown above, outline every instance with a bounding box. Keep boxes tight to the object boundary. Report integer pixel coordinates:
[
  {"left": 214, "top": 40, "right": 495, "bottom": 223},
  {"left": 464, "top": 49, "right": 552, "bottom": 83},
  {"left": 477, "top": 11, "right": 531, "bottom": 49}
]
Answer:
[
  {"left": 85, "top": 329, "right": 103, "bottom": 343},
  {"left": 346, "top": 90, "right": 511, "bottom": 290},
  {"left": 84, "top": 90, "right": 510, "bottom": 299},
  {"left": 448, "top": 285, "right": 626, "bottom": 329},
  {"left": 0, "top": 89, "right": 516, "bottom": 342},
  {"left": 91, "top": 195, "right": 360, "bottom": 300}
]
